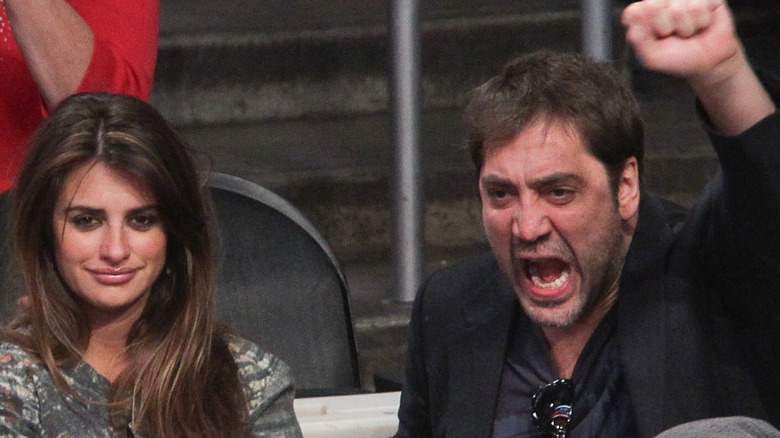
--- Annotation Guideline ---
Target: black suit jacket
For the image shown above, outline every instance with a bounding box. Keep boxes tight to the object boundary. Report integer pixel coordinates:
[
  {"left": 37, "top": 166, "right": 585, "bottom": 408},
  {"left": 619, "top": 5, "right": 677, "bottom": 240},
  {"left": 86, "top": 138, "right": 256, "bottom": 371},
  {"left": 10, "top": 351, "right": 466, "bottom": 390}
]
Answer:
[{"left": 395, "top": 106, "right": 780, "bottom": 437}]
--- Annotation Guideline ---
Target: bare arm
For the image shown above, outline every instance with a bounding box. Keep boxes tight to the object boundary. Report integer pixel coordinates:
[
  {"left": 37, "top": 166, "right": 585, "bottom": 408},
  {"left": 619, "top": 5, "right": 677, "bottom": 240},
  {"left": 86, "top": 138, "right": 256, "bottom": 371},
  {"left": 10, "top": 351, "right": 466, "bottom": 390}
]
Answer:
[
  {"left": 622, "top": 0, "right": 775, "bottom": 136},
  {"left": 4, "top": 0, "right": 95, "bottom": 109}
]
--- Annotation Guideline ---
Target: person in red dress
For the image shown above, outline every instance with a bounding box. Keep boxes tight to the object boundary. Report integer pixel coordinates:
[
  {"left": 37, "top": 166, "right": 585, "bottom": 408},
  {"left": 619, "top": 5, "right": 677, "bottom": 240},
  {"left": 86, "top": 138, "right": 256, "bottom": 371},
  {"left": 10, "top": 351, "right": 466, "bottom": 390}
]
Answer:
[{"left": 0, "top": 0, "right": 159, "bottom": 192}]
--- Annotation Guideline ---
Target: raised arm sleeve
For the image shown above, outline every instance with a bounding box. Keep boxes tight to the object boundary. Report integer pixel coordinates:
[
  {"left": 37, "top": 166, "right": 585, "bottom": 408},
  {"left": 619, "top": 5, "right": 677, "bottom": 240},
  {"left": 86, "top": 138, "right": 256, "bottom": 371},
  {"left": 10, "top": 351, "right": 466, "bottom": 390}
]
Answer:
[{"left": 70, "top": 0, "right": 159, "bottom": 99}]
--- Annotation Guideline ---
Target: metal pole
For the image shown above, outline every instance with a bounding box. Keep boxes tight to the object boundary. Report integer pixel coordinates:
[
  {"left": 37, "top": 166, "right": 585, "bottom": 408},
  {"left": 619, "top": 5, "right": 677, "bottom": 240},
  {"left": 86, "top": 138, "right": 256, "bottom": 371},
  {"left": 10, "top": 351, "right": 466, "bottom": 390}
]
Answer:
[
  {"left": 390, "top": 0, "right": 423, "bottom": 303},
  {"left": 582, "top": 0, "right": 612, "bottom": 62}
]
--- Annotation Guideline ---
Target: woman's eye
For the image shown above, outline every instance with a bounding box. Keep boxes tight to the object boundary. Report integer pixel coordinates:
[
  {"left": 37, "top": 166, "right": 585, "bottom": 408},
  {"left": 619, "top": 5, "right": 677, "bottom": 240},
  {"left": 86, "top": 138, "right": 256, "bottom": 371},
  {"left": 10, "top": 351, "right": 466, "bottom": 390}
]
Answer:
[
  {"left": 71, "top": 215, "right": 100, "bottom": 230},
  {"left": 129, "top": 214, "right": 159, "bottom": 230}
]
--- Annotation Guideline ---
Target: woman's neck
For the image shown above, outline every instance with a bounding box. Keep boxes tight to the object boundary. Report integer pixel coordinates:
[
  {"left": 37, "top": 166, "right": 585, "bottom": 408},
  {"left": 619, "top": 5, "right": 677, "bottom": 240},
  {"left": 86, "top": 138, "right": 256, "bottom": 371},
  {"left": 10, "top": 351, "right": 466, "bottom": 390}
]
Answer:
[{"left": 83, "top": 308, "right": 139, "bottom": 382}]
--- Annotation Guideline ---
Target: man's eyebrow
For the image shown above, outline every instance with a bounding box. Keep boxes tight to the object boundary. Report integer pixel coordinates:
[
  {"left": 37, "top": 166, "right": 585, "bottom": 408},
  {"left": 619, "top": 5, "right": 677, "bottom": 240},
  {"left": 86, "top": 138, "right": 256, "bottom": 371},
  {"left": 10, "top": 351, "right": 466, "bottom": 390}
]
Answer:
[
  {"left": 479, "top": 174, "right": 513, "bottom": 187},
  {"left": 479, "top": 173, "right": 586, "bottom": 189},
  {"left": 528, "top": 173, "right": 585, "bottom": 190}
]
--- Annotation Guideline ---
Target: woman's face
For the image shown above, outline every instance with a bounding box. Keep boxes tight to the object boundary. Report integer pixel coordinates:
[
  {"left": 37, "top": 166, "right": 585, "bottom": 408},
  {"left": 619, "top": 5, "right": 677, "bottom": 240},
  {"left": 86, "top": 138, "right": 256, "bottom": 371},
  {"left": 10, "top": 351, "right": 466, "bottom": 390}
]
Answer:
[{"left": 52, "top": 161, "right": 167, "bottom": 324}]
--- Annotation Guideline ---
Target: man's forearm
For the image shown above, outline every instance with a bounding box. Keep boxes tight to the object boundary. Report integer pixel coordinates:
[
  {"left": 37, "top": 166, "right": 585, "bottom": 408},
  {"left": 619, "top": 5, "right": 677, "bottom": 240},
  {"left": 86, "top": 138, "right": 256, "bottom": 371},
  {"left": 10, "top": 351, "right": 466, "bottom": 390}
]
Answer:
[
  {"left": 690, "top": 50, "right": 776, "bottom": 136},
  {"left": 622, "top": 0, "right": 776, "bottom": 136}
]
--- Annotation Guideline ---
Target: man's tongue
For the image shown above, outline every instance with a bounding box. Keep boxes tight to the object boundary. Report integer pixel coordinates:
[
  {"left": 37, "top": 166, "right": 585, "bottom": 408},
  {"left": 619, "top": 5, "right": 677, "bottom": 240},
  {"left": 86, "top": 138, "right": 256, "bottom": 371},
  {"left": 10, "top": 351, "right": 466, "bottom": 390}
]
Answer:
[{"left": 528, "top": 259, "right": 569, "bottom": 288}]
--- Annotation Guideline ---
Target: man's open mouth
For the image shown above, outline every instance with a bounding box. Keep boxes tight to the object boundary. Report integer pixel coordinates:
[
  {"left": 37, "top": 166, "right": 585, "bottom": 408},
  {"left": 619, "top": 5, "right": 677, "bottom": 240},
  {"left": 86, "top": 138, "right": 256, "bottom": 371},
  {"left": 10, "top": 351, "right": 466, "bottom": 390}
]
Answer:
[{"left": 527, "top": 259, "right": 570, "bottom": 289}]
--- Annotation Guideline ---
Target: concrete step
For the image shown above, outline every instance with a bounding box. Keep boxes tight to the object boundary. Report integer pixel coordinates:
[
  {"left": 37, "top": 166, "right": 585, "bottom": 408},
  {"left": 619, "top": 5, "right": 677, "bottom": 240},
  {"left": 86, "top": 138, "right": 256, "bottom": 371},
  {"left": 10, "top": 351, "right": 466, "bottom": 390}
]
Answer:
[
  {"left": 152, "top": 9, "right": 598, "bottom": 127},
  {"left": 155, "top": 74, "right": 720, "bottom": 262},
  {"left": 150, "top": 4, "right": 779, "bottom": 262},
  {"left": 160, "top": 0, "right": 583, "bottom": 36}
]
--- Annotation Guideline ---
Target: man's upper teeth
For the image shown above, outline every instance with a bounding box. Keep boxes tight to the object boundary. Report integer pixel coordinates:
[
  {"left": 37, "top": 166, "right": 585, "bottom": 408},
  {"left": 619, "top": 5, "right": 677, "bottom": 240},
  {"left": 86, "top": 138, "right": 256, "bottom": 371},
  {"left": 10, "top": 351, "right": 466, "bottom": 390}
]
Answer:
[{"left": 528, "top": 263, "right": 570, "bottom": 289}]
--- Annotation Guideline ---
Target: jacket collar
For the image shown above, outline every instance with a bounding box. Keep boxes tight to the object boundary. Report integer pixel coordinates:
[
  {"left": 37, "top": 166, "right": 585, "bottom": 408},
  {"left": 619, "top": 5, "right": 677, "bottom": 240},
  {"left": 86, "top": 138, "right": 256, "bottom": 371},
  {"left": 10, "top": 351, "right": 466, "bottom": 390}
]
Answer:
[
  {"left": 448, "top": 263, "right": 517, "bottom": 437},
  {"left": 617, "top": 193, "right": 713, "bottom": 436},
  {"left": 616, "top": 194, "right": 672, "bottom": 436},
  {"left": 443, "top": 193, "right": 685, "bottom": 437}
]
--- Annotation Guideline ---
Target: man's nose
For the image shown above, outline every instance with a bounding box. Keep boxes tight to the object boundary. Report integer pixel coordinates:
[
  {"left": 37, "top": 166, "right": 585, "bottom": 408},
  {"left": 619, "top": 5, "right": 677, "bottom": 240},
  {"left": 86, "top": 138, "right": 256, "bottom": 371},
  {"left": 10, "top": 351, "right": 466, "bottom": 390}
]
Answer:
[{"left": 511, "top": 202, "right": 552, "bottom": 243}]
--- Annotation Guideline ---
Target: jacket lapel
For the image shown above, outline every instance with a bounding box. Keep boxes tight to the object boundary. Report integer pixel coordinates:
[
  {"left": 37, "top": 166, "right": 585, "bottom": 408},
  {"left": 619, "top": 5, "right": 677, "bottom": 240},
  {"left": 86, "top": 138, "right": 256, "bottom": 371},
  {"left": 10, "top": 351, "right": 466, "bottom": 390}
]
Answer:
[
  {"left": 618, "top": 258, "right": 667, "bottom": 437},
  {"left": 617, "top": 194, "right": 718, "bottom": 437},
  {"left": 446, "top": 271, "right": 517, "bottom": 437},
  {"left": 618, "top": 194, "right": 673, "bottom": 436}
]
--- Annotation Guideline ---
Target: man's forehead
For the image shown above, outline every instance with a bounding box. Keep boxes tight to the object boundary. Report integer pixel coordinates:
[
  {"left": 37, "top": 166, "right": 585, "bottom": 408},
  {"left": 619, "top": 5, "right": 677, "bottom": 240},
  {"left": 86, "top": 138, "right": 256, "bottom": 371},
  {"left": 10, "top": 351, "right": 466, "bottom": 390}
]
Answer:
[
  {"left": 479, "top": 119, "right": 612, "bottom": 187},
  {"left": 484, "top": 117, "right": 585, "bottom": 152},
  {"left": 483, "top": 120, "right": 589, "bottom": 163}
]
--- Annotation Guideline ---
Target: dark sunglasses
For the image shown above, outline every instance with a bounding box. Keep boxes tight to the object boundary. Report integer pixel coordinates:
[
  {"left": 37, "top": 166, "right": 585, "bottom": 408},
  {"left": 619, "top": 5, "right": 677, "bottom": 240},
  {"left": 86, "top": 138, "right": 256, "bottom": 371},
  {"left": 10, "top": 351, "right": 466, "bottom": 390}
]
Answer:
[{"left": 531, "top": 379, "right": 573, "bottom": 438}]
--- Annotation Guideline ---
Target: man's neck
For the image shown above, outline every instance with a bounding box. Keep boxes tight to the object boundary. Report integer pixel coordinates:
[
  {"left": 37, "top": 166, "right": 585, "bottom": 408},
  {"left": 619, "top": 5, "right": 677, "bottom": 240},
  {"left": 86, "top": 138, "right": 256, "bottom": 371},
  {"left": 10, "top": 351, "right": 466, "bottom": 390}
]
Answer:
[{"left": 542, "top": 287, "right": 618, "bottom": 379}]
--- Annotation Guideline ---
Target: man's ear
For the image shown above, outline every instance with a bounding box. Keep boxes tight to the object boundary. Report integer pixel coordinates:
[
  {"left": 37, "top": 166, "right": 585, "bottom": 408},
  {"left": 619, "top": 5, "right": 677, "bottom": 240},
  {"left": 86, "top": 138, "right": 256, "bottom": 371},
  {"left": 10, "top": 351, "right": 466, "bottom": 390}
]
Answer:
[{"left": 618, "top": 157, "right": 640, "bottom": 221}]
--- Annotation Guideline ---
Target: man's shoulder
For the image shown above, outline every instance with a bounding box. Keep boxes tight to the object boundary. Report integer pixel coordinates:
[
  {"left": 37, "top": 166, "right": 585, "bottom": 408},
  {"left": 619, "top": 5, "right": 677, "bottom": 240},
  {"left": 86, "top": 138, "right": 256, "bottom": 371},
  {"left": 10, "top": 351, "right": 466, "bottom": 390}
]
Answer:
[
  {"left": 417, "top": 251, "right": 514, "bottom": 313},
  {"left": 424, "top": 252, "right": 503, "bottom": 293},
  {"left": 640, "top": 193, "right": 689, "bottom": 232}
]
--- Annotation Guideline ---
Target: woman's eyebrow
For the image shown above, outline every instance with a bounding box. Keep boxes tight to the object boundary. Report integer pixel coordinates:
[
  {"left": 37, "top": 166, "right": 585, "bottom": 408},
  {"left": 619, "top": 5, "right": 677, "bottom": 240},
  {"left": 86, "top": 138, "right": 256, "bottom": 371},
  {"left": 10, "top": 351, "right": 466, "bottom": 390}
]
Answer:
[
  {"left": 64, "top": 204, "right": 158, "bottom": 215},
  {"left": 127, "top": 205, "right": 159, "bottom": 215},
  {"left": 64, "top": 206, "right": 103, "bottom": 215}
]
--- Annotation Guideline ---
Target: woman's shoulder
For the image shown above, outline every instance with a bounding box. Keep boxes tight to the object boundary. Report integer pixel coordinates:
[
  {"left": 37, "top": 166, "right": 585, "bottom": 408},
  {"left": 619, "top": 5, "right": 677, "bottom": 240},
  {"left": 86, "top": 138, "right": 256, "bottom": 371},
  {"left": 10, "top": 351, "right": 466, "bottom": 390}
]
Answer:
[
  {"left": 224, "top": 335, "right": 294, "bottom": 391},
  {"left": 0, "top": 341, "right": 46, "bottom": 434},
  {"left": 223, "top": 335, "right": 302, "bottom": 436},
  {"left": 0, "top": 341, "right": 43, "bottom": 376},
  {"left": 0, "top": 340, "right": 48, "bottom": 396}
]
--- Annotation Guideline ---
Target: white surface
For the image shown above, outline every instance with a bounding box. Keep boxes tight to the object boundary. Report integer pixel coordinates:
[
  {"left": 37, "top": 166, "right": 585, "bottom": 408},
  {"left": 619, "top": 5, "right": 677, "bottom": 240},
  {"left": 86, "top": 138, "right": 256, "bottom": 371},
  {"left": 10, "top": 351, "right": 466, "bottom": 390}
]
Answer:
[{"left": 294, "top": 391, "right": 401, "bottom": 438}]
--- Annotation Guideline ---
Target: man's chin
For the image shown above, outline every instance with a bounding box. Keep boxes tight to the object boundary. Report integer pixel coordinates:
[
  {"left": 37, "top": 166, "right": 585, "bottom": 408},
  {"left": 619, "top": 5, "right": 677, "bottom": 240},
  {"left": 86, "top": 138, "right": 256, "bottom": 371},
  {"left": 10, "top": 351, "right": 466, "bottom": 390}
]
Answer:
[{"left": 520, "top": 298, "right": 584, "bottom": 328}]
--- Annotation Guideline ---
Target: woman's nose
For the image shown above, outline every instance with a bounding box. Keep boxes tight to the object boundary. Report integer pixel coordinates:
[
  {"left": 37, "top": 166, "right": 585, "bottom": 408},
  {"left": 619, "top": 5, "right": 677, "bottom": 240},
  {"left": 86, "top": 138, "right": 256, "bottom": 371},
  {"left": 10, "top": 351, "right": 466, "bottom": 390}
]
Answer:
[{"left": 100, "top": 226, "right": 130, "bottom": 263}]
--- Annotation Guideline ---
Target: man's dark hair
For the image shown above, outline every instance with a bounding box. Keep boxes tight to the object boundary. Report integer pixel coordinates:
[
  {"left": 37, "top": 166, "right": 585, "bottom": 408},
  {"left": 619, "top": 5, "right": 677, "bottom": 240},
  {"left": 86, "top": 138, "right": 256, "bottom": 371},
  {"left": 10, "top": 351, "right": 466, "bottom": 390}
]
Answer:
[{"left": 463, "top": 50, "right": 644, "bottom": 192}]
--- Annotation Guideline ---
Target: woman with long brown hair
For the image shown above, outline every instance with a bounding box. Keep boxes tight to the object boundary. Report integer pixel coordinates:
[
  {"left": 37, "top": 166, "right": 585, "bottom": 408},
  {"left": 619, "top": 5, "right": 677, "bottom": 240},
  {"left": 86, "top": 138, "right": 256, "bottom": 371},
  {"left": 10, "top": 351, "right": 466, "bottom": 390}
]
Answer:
[{"left": 0, "top": 92, "right": 302, "bottom": 437}]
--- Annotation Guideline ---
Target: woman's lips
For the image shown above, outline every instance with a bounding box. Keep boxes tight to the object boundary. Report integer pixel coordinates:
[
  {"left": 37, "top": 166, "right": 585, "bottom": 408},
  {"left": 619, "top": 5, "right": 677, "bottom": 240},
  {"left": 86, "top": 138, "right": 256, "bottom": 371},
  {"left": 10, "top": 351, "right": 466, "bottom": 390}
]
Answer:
[{"left": 87, "top": 268, "right": 138, "bottom": 285}]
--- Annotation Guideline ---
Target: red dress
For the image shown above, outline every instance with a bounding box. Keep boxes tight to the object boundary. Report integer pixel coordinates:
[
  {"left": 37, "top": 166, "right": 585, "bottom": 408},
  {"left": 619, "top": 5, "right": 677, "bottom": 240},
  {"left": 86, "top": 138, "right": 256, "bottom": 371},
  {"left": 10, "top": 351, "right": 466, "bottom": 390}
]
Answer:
[{"left": 0, "top": 0, "right": 159, "bottom": 192}]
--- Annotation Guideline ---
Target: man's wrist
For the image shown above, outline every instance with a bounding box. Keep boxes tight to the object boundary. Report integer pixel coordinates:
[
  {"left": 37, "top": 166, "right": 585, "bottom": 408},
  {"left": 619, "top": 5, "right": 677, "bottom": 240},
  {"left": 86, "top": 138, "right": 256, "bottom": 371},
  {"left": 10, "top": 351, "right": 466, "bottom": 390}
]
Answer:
[{"left": 692, "top": 51, "right": 776, "bottom": 136}]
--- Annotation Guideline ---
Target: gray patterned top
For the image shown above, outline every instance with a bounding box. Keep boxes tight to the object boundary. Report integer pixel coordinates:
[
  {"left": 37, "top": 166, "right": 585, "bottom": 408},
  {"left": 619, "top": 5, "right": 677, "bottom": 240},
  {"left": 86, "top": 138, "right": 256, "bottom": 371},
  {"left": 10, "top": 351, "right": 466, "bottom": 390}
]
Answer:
[{"left": 0, "top": 336, "right": 302, "bottom": 437}]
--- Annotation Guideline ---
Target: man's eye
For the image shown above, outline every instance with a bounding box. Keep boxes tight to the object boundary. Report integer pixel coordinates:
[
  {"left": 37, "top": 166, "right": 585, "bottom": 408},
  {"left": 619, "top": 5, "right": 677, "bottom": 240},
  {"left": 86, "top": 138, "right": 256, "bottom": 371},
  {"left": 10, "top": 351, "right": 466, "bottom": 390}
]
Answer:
[
  {"left": 129, "top": 214, "right": 159, "bottom": 230},
  {"left": 490, "top": 190, "right": 508, "bottom": 199},
  {"left": 483, "top": 188, "right": 515, "bottom": 209},
  {"left": 548, "top": 188, "right": 575, "bottom": 204},
  {"left": 71, "top": 215, "right": 100, "bottom": 230},
  {"left": 486, "top": 189, "right": 514, "bottom": 206}
]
